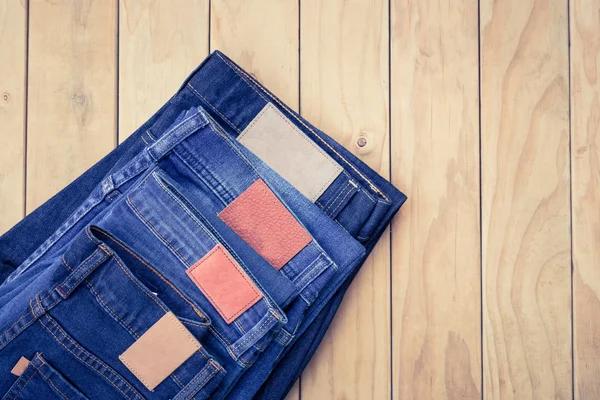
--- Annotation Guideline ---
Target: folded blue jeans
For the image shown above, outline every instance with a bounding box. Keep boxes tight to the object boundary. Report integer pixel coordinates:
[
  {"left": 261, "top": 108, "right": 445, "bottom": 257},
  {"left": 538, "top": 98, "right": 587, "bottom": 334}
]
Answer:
[{"left": 0, "top": 51, "right": 406, "bottom": 399}]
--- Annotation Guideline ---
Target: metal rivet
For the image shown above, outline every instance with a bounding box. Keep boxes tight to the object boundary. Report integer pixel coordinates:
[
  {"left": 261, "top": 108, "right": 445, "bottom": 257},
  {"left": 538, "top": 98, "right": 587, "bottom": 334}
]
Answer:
[
  {"left": 357, "top": 137, "right": 368, "bottom": 147},
  {"left": 2, "top": 92, "right": 9, "bottom": 102}
]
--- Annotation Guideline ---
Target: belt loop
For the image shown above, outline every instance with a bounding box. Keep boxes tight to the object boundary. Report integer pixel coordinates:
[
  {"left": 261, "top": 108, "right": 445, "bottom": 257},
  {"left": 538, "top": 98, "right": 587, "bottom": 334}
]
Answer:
[
  {"left": 146, "top": 107, "right": 209, "bottom": 162},
  {"left": 56, "top": 246, "right": 111, "bottom": 299}
]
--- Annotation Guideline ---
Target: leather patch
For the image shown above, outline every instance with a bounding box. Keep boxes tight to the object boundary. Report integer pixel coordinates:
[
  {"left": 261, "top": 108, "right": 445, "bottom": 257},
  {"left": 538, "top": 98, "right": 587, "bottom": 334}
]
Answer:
[
  {"left": 186, "top": 244, "right": 263, "bottom": 324},
  {"left": 10, "top": 356, "right": 29, "bottom": 376},
  {"left": 218, "top": 179, "right": 312, "bottom": 270},
  {"left": 119, "top": 312, "right": 200, "bottom": 391},
  {"left": 237, "top": 103, "right": 343, "bottom": 201}
]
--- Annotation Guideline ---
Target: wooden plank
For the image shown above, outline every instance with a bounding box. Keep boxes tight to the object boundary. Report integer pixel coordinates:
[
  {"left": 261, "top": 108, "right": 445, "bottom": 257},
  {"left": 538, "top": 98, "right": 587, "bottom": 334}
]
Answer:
[
  {"left": 26, "top": 0, "right": 117, "bottom": 211},
  {"left": 0, "top": 0, "right": 26, "bottom": 234},
  {"left": 118, "top": 0, "right": 209, "bottom": 142},
  {"left": 571, "top": 0, "right": 600, "bottom": 398},
  {"left": 210, "top": 0, "right": 299, "bottom": 109},
  {"left": 299, "top": 0, "right": 391, "bottom": 398},
  {"left": 390, "top": 0, "right": 481, "bottom": 398},
  {"left": 480, "top": 1, "right": 571, "bottom": 398},
  {"left": 210, "top": 1, "right": 299, "bottom": 398}
]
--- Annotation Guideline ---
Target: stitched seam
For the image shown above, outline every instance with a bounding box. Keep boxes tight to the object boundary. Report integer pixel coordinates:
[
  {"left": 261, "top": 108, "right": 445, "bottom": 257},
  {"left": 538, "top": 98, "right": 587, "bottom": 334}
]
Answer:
[
  {"left": 147, "top": 112, "right": 208, "bottom": 160},
  {"left": 293, "top": 256, "right": 330, "bottom": 291},
  {"left": 232, "top": 313, "right": 275, "bottom": 352},
  {"left": 186, "top": 245, "right": 261, "bottom": 324},
  {"left": 62, "top": 256, "right": 139, "bottom": 338},
  {"left": 39, "top": 315, "right": 140, "bottom": 400},
  {"left": 0, "top": 311, "right": 31, "bottom": 346},
  {"left": 155, "top": 172, "right": 282, "bottom": 322},
  {"left": 60, "top": 242, "right": 105, "bottom": 293},
  {"left": 90, "top": 227, "right": 209, "bottom": 322},
  {"left": 213, "top": 52, "right": 389, "bottom": 201},
  {"left": 186, "top": 368, "right": 218, "bottom": 400},
  {"left": 235, "top": 102, "right": 271, "bottom": 142},
  {"left": 111, "top": 254, "right": 168, "bottom": 313},
  {"left": 87, "top": 280, "right": 139, "bottom": 339},
  {"left": 165, "top": 312, "right": 201, "bottom": 349},
  {"left": 60, "top": 256, "right": 106, "bottom": 297},
  {"left": 175, "top": 362, "right": 216, "bottom": 400},
  {"left": 202, "top": 116, "right": 264, "bottom": 180},
  {"left": 11, "top": 364, "right": 39, "bottom": 400},
  {"left": 117, "top": 356, "right": 152, "bottom": 390},
  {"left": 324, "top": 181, "right": 351, "bottom": 214},
  {"left": 126, "top": 196, "right": 191, "bottom": 267},
  {"left": 151, "top": 172, "right": 223, "bottom": 243},
  {"left": 330, "top": 184, "right": 357, "bottom": 217},
  {"left": 173, "top": 148, "right": 234, "bottom": 205},
  {"left": 143, "top": 173, "right": 272, "bottom": 350},
  {"left": 119, "top": 313, "right": 200, "bottom": 391},
  {"left": 37, "top": 368, "right": 70, "bottom": 400},
  {"left": 186, "top": 84, "right": 242, "bottom": 134}
]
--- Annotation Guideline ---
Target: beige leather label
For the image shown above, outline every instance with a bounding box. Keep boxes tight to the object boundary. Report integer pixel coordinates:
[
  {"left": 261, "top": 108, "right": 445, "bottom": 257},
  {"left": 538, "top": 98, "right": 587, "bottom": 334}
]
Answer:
[
  {"left": 10, "top": 356, "right": 29, "bottom": 376},
  {"left": 237, "top": 103, "right": 343, "bottom": 201},
  {"left": 119, "top": 312, "right": 200, "bottom": 391}
]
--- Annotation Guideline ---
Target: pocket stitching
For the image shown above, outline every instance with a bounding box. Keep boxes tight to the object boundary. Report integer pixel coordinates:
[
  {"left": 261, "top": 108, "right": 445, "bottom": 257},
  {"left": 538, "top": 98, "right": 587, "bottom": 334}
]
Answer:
[{"left": 38, "top": 314, "right": 142, "bottom": 400}]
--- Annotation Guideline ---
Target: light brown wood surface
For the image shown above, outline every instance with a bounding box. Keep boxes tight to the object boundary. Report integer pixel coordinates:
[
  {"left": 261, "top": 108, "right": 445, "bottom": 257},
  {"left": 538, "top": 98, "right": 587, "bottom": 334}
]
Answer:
[
  {"left": 118, "top": 0, "right": 209, "bottom": 142},
  {"left": 391, "top": 0, "right": 481, "bottom": 399},
  {"left": 571, "top": 0, "right": 600, "bottom": 399},
  {"left": 2, "top": 0, "right": 598, "bottom": 399},
  {"left": 481, "top": 0, "right": 571, "bottom": 399},
  {"left": 0, "top": 0, "right": 26, "bottom": 233},
  {"left": 300, "top": 0, "right": 391, "bottom": 398},
  {"left": 26, "top": 0, "right": 116, "bottom": 211}
]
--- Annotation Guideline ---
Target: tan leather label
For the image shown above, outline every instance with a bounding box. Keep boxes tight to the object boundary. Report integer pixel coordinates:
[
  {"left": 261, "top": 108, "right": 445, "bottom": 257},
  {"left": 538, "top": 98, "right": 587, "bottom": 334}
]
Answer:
[
  {"left": 237, "top": 103, "right": 343, "bottom": 201},
  {"left": 10, "top": 356, "right": 29, "bottom": 376},
  {"left": 119, "top": 312, "right": 200, "bottom": 391}
]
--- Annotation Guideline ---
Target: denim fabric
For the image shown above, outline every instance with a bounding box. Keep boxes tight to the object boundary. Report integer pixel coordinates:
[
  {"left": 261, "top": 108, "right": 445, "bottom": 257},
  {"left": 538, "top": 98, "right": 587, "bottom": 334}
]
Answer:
[{"left": 0, "top": 50, "right": 406, "bottom": 399}]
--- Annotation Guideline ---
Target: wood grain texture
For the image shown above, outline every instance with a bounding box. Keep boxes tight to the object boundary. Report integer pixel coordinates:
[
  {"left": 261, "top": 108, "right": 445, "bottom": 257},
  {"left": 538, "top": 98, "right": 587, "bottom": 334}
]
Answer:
[
  {"left": 0, "top": 0, "right": 26, "bottom": 234},
  {"left": 571, "top": 0, "right": 600, "bottom": 398},
  {"left": 300, "top": 0, "right": 391, "bottom": 398},
  {"left": 390, "top": 0, "right": 481, "bottom": 399},
  {"left": 26, "top": 0, "right": 116, "bottom": 211},
  {"left": 210, "top": 0, "right": 299, "bottom": 109},
  {"left": 481, "top": 1, "right": 571, "bottom": 399},
  {"left": 118, "top": 0, "right": 209, "bottom": 142},
  {"left": 210, "top": 1, "right": 299, "bottom": 399}
]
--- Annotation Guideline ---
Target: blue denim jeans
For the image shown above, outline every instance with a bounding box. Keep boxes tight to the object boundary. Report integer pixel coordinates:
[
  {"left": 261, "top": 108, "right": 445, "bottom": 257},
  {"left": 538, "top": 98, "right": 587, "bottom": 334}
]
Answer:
[{"left": 0, "top": 51, "right": 406, "bottom": 399}]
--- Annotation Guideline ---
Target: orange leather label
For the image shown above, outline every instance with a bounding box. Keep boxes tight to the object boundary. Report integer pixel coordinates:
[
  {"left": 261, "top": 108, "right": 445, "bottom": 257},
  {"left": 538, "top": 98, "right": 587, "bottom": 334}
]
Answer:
[
  {"left": 186, "top": 244, "right": 263, "bottom": 324},
  {"left": 119, "top": 312, "right": 200, "bottom": 391},
  {"left": 10, "top": 356, "right": 29, "bottom": 376},
  {"left": 218, "top": 179, "right": 312, "bottom": 270}
]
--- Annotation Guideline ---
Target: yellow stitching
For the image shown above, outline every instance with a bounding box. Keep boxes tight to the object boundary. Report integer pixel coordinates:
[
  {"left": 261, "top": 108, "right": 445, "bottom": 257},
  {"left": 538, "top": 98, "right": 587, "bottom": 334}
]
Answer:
[
  {"left": 39, "top": 315, "right": 139, "bottom": 400},
  {"left": 37, "top": 368, "right": 70, "bottom": 400},
  {"left": 90, "top": 226, "right": 208, "bottom": 321},
  {"left": 12, "top": 364, "right": 40, "bottom": 400}
]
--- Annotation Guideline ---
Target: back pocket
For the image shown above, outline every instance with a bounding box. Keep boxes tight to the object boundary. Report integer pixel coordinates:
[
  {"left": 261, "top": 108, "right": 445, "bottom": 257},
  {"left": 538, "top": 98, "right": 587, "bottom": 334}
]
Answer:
[{"left": 3, "top": 353, "right": 87, "bottom": 400}]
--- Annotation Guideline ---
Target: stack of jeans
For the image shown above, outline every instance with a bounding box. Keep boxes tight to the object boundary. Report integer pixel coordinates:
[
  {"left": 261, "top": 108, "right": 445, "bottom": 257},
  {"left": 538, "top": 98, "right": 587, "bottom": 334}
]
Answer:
[{"left": 0, "top": 51, "right": 406, "bottom": 400}]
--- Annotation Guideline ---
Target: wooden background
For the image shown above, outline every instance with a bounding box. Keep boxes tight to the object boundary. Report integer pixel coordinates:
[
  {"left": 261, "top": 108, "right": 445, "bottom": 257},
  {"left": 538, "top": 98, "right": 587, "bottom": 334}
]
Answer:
[{"left": 0, "top": 0, "right": 599, "bottom": 399}]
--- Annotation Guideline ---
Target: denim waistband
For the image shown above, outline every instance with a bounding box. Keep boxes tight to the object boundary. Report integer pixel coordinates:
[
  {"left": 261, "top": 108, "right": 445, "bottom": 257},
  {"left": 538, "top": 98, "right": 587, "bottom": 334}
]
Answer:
[
  {"left": 153, "top": 108, "right": 351, "bottom": 305},
  {"left": 178, "top": 51, "right": 404, "bottom": 244},
  {"left": 5, "top": 108, "right": 212, "bottom": 285},
  {"left": 0, "top": 228, "right": 108, "bottom": 350}
]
